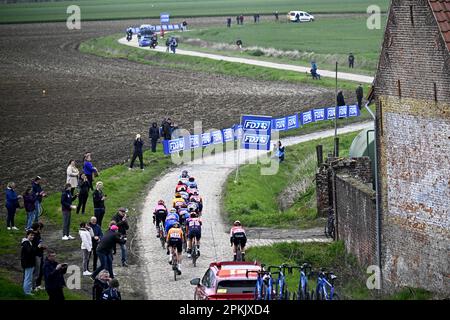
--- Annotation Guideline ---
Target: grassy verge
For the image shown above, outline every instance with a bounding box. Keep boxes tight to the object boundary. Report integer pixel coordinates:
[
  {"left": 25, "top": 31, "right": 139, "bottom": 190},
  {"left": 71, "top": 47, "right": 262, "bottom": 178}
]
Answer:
[
  {"left": 80, "top": 34, "right": 366, "bottom": 91},
  {"left": 224, "top": 131, "right": 359, "bottom": 229},
  {"left": 246, "top": 242, "right": 433, "bottom": 300},
  {"left": 180, "top": 15, "right": 386, "bottom": 75},
  {"left": 0, "top": 0, "right": 389, "bottom": 24},
  {"left": 0, "top": 144, "right": 172, "bottom": 298}
]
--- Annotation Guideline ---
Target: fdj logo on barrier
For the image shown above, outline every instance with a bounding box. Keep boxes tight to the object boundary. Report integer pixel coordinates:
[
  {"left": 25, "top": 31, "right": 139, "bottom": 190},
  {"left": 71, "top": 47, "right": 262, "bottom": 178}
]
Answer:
[
  {"left": 243, "top": 134, "right": 269, "bottom": 145},
  {"left": 275, "top": 118, "right": 286, "bottom": 130},
  {"left": 287, "top": 115, "right": 298, "bottom": 129},
  {"left": 169, "top": 138, "right": 185, "bottom": 153},
  {"left": 243, "top": 120, "right": 271, "bottom": 130}
]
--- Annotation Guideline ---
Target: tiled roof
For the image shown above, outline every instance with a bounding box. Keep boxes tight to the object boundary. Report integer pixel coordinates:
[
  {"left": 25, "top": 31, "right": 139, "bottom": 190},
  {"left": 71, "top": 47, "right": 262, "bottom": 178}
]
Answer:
[{"left": 429, "top": 0, "right": 450, "bottom": 51}]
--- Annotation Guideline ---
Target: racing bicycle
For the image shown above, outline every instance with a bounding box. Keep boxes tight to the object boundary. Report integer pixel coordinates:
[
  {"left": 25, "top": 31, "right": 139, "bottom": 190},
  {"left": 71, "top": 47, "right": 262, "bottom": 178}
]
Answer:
[
  {"left": 191, "top": 236, "right": 199, "bottom": 267},
  {"left": 290, "top": 263, "right": 313, "bottom": 300},
  {"left": 158, "top": 221, "right": 166, "bottom": 249},
  {"left": 268, "top": 264, "right": 291, "bottom": 300},
  {"left": 314, "top": 269, "right": 340, "bottom": 300}
]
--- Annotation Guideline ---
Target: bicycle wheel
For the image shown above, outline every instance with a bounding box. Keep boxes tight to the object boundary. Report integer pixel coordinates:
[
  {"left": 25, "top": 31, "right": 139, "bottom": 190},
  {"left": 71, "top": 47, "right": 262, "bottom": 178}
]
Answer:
[
  {"left": 192, "top": 246, "right": 197, "bottom": 267},
  {"left": 236, "top": 245, "right": 242, "bottom": 262},
  {"left": 332, "top": 292, "right": 340, "bottom": 300},
  {"left": 299, "top": 289, "right": 306, "bottom": 300},
  {"left": 292, "top": 292, "right": 297, "bottom": 300}
]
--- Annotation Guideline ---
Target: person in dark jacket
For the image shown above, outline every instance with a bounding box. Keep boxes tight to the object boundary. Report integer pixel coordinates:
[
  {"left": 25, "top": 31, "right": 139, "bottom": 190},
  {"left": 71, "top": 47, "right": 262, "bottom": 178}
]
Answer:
[
  {"left": 356, "top": 84, "right": 364, "bottom": 109},
  {"left": 83, "top": 152, "right": 98, "bottom": 191},
  {"left": 21, "top": 230, "right": 35, "bottom": 295},
  {"left": 129, "top": 134, "right": 144, "bottom": 170},
  {"left": 31, "top": 222, "right": 46, "bottom": 291},
  {"left": 92, "top": 269, "right": 110, "bottom": 300},
  {"left": 102, "top": 278, "right": 122, "bottom": 300},
  {"left": 149, "top": 122, "right": 160, "bottom": 153},
  {"left": 32, "top": 176, "right": 46, "bottom": 223},
  {"left": 93, "top": 181, "right": 107, "bottom": 227},
  {"left": 348, "top": 53, "right": 355, "bottom": 68},
  {"left": 91, "top": 225, "right": 125, "bottom": 279},
  {"left": 43, "top": 250, "right": 67, "bottom": 301},
  {"left": 89, "top": 216, "right": 103, "bottom": 271},
  {"left": 112, "top": 208, "right": 129, "bottom": 267},
  {"left": 61, "top": 183, "right": 77, "bottom": 240},
  {"left": 23, "top": 187, "right": 37, "bottom": 230},
  {"left": 162, "top": 118, "right": 172, "bottom": 140},
  {"left": 227, "top": 17, "right": 231, "bottom": 27},
  {"left": 337, "top": 91, "right": 346, "bottom": 107},
  {"left": 76, "top": 173, "right": 90, "bottom": 214},
  {"left": 5, "top": 182, "right": 21, "bottom": 230}
]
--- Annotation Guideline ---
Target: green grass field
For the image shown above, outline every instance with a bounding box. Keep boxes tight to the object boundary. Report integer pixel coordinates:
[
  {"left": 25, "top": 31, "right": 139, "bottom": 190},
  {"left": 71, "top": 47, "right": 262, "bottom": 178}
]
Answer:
[
  {"left": 223, "top": 131, "right": 359, "bottom": 229},
  {"left": 0, "top": 0, "right": 389, "bottom": 23},
  {"left": 80, "top": 34, "right": 366, "bottom": 90},
  {"left": 181, "top": 15, "right": 386, "bottom": 74}
]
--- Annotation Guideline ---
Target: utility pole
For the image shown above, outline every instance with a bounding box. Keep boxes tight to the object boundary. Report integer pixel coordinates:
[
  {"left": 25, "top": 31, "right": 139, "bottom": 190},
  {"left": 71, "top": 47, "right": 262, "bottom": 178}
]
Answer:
[{"left": 334, "top": 61, "right": 338, "bottom": 156}]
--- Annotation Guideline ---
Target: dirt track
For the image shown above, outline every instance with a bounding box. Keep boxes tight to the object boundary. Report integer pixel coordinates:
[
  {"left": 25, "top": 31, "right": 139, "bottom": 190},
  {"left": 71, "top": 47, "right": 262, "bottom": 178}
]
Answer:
[{"left": 0, "top": 17, "right": 344, "bottom": 207}]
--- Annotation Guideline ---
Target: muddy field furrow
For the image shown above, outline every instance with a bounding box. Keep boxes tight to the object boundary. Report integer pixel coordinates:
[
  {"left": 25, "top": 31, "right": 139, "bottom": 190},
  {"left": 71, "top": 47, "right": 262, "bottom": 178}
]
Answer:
[{"left": 0, "top": 18, "right": 344, "bottom": 206}]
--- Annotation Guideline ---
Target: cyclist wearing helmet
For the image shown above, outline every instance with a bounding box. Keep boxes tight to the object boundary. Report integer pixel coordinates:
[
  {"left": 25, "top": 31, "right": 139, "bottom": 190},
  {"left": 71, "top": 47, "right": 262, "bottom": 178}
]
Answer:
[
  {"left": 189, "top": 191, "right": 203, "bottom": 213},
  {"left": 153, "top": 200, "right": 168, "bottom": 237},
  {"left": 186, "top": 176, "right": 198, "bottom": 189},
  {"left": 186, "top": 212, "right": 202, "bottom": 258},
  {"left": 172, "top": 193, "right": 185, "bottom": 209},
  {"left": 230, "top": 221, "right": 247, "bottom": 261},
  {"left": 167, "top": 221, "right": 184, "bottom": 274},
  {"left": 187, "top": 201, "right": 199, "bottom": 214},
  {"left": 180, "top": 170, "right": 189, "bottom": 179},
  {"left": 178, "top": 205, "right": 190, "bottom": 226},
  {"left": 175, "top": 180, "right": 187, "bottom": 193},
  {"left": 179, "top": 190, "right": 190, "bottom": 202},
  {"left": 164, "top": 208, "right": 179, "bottom": 235}
]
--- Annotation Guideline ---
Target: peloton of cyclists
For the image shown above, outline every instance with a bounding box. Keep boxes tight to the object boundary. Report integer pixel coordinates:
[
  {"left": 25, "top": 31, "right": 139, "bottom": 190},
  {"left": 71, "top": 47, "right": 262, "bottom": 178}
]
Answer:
[{"left": 230, "top": 220, "right": 247, "bottom": 261}]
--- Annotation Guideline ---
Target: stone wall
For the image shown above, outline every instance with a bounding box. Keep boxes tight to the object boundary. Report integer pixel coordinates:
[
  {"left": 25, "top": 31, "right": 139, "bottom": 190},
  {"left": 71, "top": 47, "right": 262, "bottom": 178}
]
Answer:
[
  {"left": 316, "top": 157, "right": 373, "bottom": 217},
  {"left": 335, "top": 174, "right": 377, "bottom": 267}
]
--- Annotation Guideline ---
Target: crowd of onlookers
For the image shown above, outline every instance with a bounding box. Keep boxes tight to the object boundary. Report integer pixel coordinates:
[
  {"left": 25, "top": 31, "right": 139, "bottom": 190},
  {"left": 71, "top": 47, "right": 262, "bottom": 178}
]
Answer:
[{"left": 8, "top": 117, "right": 182, "bottom": 300}]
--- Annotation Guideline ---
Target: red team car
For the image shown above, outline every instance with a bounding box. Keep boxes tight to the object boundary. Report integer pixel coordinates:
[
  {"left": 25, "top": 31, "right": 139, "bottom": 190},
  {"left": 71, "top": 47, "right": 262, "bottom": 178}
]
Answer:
[{"left": 190, "top": 261, "right": 261, "bottom": 300}]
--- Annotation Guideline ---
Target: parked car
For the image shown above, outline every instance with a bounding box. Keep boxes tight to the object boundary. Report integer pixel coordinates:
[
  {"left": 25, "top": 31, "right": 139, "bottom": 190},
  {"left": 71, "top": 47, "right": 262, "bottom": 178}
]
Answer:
[
  {"left": 190, "top": 261, "right": 261, "bottom": 300},
  {"left": 287, "top": 11, "right": 315, "bottom": 22}
]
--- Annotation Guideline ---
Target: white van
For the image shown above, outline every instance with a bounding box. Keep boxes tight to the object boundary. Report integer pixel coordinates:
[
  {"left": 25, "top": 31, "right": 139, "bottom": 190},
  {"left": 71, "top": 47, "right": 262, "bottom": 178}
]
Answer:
[{"left": 287, "top": 11, "right": 315, "bottom": 22}]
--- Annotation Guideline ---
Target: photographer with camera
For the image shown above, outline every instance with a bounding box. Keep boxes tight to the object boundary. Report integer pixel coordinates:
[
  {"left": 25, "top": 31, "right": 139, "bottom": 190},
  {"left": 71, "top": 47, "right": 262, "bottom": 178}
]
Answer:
[
  {"left": 112, "top": 208, "right": 129, "bottom": 267},
  {"left": 43, "top": 250, "right": 67, "bottom": 301}
]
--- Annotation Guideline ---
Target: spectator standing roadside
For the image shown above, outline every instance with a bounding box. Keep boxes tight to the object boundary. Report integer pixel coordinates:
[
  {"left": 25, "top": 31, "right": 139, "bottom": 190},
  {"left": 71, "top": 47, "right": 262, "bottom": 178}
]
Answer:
[
  {"left": 149, "top": 122, "right": 160, "bottom": 153},
  {"left": 32, "top": 176, "right": 46, "bottom": 223},
  {"left": 240, "top": 15, "right": 244, "bottom": 25},
  {"left": 79, "top": 222, "right": 93, "bottom": 276},
  {"left": 348, "top": 53, "right": 355, "bottom": 68},
  {"left": 129, "top": 134, "right": 144, "bottom": 170},
  {"left": 43, "top": 250, "right": 67, "bottom": 301},
  {"left": 31, "top": 222, "right": 46, "bottom": 291},
  {"left": 182, "top": 20, "right": 188, "bottom": 31},
  {"left": 91, "top": 225, "right": 125, "bottom": 279},
  {"left": 102, "top": 278, "right": 122, "bottom": 300},
  {"left": 89, "top": 216, "right": 103, "bottom": 271},
  {"left": 66, "top": 160, "right": 79, "bottom": 196},
  {"left": 337, "top": 91, "right": 346, "bottom": 107},
  {"left": 93, "top": 181, "right": 107, "bottom": 227},
  {"left": 83, "top": 152, "right": 98, "bottom": 191},
  {"left": 356, "top": 84, "right": 364, "bottom": 110},
  {"left": 23, "top": 187, "right": 37, "bottom": 230},
  {"left": 253, "top": 14, "right": 257, "bottom": 23},
  {"left": 236, "top": 15, "right": 240, "bottom": 25},
  {"left": 227, "top": 17, "right": 231, "bottom": 27},
  {"left": 5, "top": 182, "right": 21, "bottom": 231},
  {"left": 76, "top": 173, "right": 90, "bottom": 215},
  {"left": 61, "top": 183, "right": 77, "bottom": 241},
  {"left": 112, "top": 208, "right": 129, "bottom": 267},
  {"left": 92, "top": 270, "right": 110, "bottom": 300},
  {"left": 274, "top": 11, "right": 279, "bottom": 21},
  {"left": 274, "top": 141, "right": 285, "bottom": 162},
  {"left": 162, "top": 118, "right": 173, "bottom": 140},
  {"left": 21, "top": 230, "right": 35, "bottom": 295}
]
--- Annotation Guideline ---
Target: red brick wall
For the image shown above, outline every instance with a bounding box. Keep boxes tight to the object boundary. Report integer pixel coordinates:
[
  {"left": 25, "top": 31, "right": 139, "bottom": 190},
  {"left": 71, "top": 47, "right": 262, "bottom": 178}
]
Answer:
[{"left": 374, "top": 0, "right": 450, "bottom": 294}]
